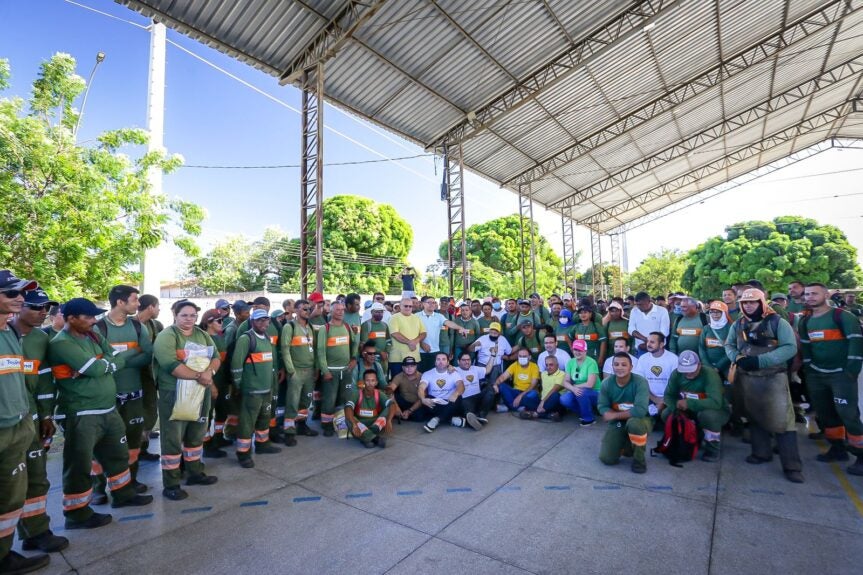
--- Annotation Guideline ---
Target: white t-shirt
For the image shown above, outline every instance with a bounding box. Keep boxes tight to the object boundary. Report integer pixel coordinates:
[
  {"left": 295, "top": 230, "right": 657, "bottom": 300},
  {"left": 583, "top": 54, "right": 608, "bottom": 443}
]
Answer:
[
  {"left": 456, "top": 366, "right": 486, "bottom": 398},
  {"left": 418, "top": 312, "right": 447, "bottom": 352},
  {"left": 628, "top": 304, "right": 670, "bottom": 339},
  {"left": 634, "top": 350, "right": 679, "bottom": 397},
  {"left": 602, "top": 354, "right": 639, "bottom": 376},
  {"left": 421, "top": 368, "right": 463, "bottom": 399},
  {"left": 537, "top": 348, "right": 572, "bottom": 374},
  {"left": 473, "top": 335, "right": 512, "bottom": 367}
]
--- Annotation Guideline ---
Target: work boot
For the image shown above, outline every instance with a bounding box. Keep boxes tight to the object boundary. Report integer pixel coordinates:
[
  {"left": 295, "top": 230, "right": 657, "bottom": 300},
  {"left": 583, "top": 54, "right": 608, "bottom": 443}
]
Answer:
[
  {"left": 269, "top": 427, "right": 285, "bottom": 444},
  {"left": 701, "top": 442, "right": 720, "bottom": 463},
  {"left": 203, "top": 444, "right": 227, "bottom": 458},
  {"left": 65, "top": 512, "right": 112, "bottom": 530},
  {"left": 631, "top": 460, "right": 647, "bottom": 474},
  {"left": 213, "top": 434, "right": 234, "bottom": 447},
  {"left": 297, "top": 421, "right": 318, "bottom": 437},
  {"left": 373, "top": 436, "right": 387, "bottom": 449},
  {"left": 237, "top": 453, "right": 255, "bottom": 469},
  {"left": 255, "top": 441, "right": 282, "bottom": 455},
  {"left": 423, "top": 417, "right": 440, "bottom": 433},
  {"left": 362, "top": 439, "right": 375, "bottom": 449},
  {"left": 816, "top": 443, "right": 849, "bottom": 463},
  {"left": 162, "top": 487, "right": 188, "bottom": 501},
  {"left": 138, "top": 448, "right": 160, "bottom": 462},
  {"left": 21, "top": 530, "right": 69, "bottom": 553},
  {"left": 132, "top": 480, "right": 149, "bottom": 494},
  {"left": 186, "top": 473, "right": 218, "bottom": 486},
  {"left": 323, "top": 423, "right": 334, "bottom": 437},
  {"left": 111, "top": 494, "right": 154, "bottom": 509},
  {"left": 284, "top": 434, "right": 298, "bottom": 447},
  {"left": 0, "top": 550, "right": 50, "bottom": 574},
  {"left": 90, "top": 491, "right": 108, "bottom": 506},
  {"left": 847, "top": 456, "right": 863, "bottom": 476}
]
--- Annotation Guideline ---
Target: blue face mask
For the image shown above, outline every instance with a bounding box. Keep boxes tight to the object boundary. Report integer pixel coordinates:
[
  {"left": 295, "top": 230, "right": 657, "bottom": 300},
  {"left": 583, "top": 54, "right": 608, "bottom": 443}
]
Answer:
[
  {"left": 492, "top": 302, "right": 501, "bottom": 311},
  {"left": 673, "top": 304, "right": 682, "bottom": 314}
]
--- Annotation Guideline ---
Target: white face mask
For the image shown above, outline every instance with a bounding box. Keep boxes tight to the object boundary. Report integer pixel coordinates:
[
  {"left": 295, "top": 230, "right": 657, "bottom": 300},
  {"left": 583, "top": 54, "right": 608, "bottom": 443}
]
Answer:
[
  {"left": 709, "top": 314, "right": 728, "bottom": 330},
  {"left": 559, "top": 317, "right": 569, "bottom": 326},
  {"left": 518, "top": 357, "right": 529, "bottom": 366}
]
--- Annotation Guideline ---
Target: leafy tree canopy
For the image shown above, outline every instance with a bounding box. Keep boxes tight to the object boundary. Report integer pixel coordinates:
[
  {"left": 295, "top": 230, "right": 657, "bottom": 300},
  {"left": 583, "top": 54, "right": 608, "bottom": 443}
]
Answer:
[
  {"left": 0, "top": 54, "right": 203, "bottom": 300},
  {"left": 682, "top": 216, "right": 862, "bottom": 299},
  {"left": 628, "top": 248, "right": 687, "bottom": 297}
]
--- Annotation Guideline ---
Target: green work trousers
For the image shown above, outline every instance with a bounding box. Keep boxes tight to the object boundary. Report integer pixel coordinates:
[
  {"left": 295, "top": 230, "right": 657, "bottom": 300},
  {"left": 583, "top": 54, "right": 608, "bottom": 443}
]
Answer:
[
  {"left": 0, "top": 418, "right": 33, "bottom": 560},
  {"left": 807, "top": 370, "right": 863, "bottom": 456},
  {"left": 284, "top": 367, "right": 316, "bottom": 434},
  {"left": 321, "top": 368, "right": 351, "bottom": 425},
  {"left": 141, "top": 367, "right": 159, "bottom": 438},
  {"left": 236, "top": 393, "right": 272, "bottom": 453},
  {"left": 17, "top": 417, "right": 51, "bottom": 540},
  {"left": 599, "top": 416, "right": 652, "bottom": 466},
  {"left": 158, "top": 389, "right": 210, "bottom": 489},
  {"left": 94, "top": 395, "right": 144, "bottom": 495},
  {"left": 62, "top": 409, "right": 135, "bottom": 521}
]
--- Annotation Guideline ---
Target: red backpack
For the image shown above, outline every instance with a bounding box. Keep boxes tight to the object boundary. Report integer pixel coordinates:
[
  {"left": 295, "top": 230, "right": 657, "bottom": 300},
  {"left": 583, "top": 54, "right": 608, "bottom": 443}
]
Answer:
[{"left": 652, "top": 412, "right": 699, "bottom": 467}]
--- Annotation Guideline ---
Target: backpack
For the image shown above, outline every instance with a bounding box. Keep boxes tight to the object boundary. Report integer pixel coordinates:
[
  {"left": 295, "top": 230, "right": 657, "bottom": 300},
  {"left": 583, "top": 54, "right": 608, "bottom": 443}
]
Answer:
[
  {"left": 96, "top": 317, "right": 143, "bottom": 341},
  {"left": 651, "top": 412, "right": 699, "bottom": 467},
  {"left": 798, "top": 308, "right": 846, "bottom": 340}
]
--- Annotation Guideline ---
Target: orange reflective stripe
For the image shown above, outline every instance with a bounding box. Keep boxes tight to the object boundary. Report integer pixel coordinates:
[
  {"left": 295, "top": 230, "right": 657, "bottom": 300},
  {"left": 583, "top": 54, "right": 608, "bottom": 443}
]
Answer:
[
  {"left": 609, "top": 331, "right": 629, "bottom": 339},
  {"left": 245, "top": 352, "right": 274, "bottom": 363},
  {"left": 270, "top": 336, "right": 278, "bottom": 346},
  {"left": 176, "top": 350, "right": 190, "bottom": 360},
  {"left": 110, "top": 341, "right": 138, "bottom": 353},
  {"left": 628, "top": 433, "right": 648, "bottom": 447},
  {"left": 236, "top": 438, "right": 252, "bottom": 452},
  {"left": 219, "top": 351, "right": 227, "bottom": 362},
  {"left": 21, "top": 359, "right": 41, "bottom": 375},
  {"left": 369, "top": 331, "right": 387, "bottom": 339},
  {"left": 824, "top": 426, "right": 846, "bottom": 441},
  {"left": 91, "top": 460, "right": 104, "bottom": 476},
  {"left": 807, "top": 329, "right": 844, "bottom": 342},
  {"left": 21, "top": 496, "right": 47, "bottom": 518},
  {"left": 0, "top": 508, "right": 22, "bottom": 537},
  {"left": 62, "top": 489, "right": 93, "bottom": 511},
  {"left": 182, "top": 446, "right": 203, "bottom": 461},
  {"left": 577, "top": 333, "right": 598, "bottom": 341},
  {"left": 373, "top": 416, "right": 387, "bottom": 430},
  {"left": 225, "top": 415, "right": 239, "bottom": 426},
  {"left": 848, "top": 433, "right": 863, "bottom": 449},
  {"left": 291, "top": 335, "right": 313, "bottom": 346},
  {"left": 705, "top": 338, "right": 723, "bottom": 348},
  {"left": 677, "top": 328, "right": 701, "bottom": 336},
  {"left": 51, "top": 364, "right": 74, "bottom": 379},
  {"left": 254, "top": 430, "right": 269, "bottom": 442},
  {"left": 612, "top": 403, "right": 634, "bottom": 412},
  {"left": 160, "top": 454, "right": 182, "bottom": 470},
  {"left": 128, "top": 448, "right": 140, "bottom": 465},
  {"left": 107, "top": 469, "right": 131, "bottom": 491},
  {"left": 327, "top": 336, "right": 349, "bottom": 346}
]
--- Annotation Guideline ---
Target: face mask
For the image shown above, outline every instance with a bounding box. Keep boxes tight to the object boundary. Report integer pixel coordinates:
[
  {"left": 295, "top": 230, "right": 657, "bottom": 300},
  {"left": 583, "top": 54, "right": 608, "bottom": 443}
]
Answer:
[
  {"left": 492, "top": 302, "right": 501, "bottom": 311},
  {"left": 709, "top": 314, "right": 728, "bottom": 330},
  {"left": 489, "top": 335, "right": 499, "bottom": 342},
  {"left": 559, "top": 317, "right": 569, "bottom": 326},
  {"left": 518, "top": 357, "right": 529, "bottom": 366},
  {"left": 673, "top": 304, "right": 682, "bottom": 314}
]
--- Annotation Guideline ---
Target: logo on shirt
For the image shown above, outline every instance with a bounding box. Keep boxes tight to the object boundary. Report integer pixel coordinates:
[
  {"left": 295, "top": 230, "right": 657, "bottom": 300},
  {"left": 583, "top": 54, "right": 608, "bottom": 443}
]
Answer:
[
  {"left": 466, "top": 375, "right": 474, "bottom": 382},
  {"left": 651, "top": 365, "right": 663, "bottom": 376},
  {"left": 436, "top": 379, "right": 446, "bottom": 388}
]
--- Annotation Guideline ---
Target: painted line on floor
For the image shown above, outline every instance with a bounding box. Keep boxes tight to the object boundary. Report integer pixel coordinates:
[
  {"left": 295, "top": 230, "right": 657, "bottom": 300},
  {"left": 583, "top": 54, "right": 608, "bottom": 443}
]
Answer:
[
  {"left": 293, "top": 496, "right": 321, "bottom": 503},
  {"left": 181, "top": 506, "right": 213, "bottom": 514},
  {"left": 497, "top": 486, "right": 522, "bottom": 492},
  {"left": 397, "top": 490, "right": 423, "bottom": 496},
  {"left": 828, "top": 461, "right": 863, "bottom": 518},
  {"left": 544, "top": 485, "right": 571, "bottom": 491},
  {"left": 750, "top": 489, "right": 784, "bottom": 496},
  {"left": 647, "top": 485, "right": 673, "bottom": 491},
  {"left": 240, "top": 500, "right": 269, "bottom": 507},
  {"left": 593, "top": 485, "right": 621, "bottom": 490},
  {"left": 346, "top": 492, "right": 373, "bottom": 499},
  {"left": 119, "top": 513, "right": 153, "bottom": 522},
  {"left": 811, "top": 493, "right": 844, "bottom": 500},
  {"left": 446, "top": 487, "right": 473, "bottom": 493}
]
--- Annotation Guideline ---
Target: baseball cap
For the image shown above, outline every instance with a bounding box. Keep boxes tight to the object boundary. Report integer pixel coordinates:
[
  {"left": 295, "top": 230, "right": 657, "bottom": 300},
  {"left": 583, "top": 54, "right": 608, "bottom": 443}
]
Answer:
[
  {"left": 708, "top": 301, "right": 728, "bottom": 313},
  {"left": 24, "top": 289, "right": 58, "bottom": 307},
  {"left": 518, "top": 318, "right": 533, "bottom": 327},
  {"left": 250, "top": 309, "right": 269, "bottom": 321},
  {"left": 529, "top": 292, "right": 541, "bottom": 299},
  {"left": 364, "top": 300, "right": 373, "bottom": 309},
  {"left": 770, "top": 293, "right": 787, "bottom": 301},
  {"left": 402, "top": 356, "right": 417, "bottom": 366},
  {"left": 677, "top": 350, "right": 701, "bottom": 374},
  {"left": 489, "top": 321, "right": 502, "bottom": 332},
  {"left": 370, "top": 302, "right": 385, "bottom": 311},
  {"left": 517, "top": 299, "right": 530, "bottom": 306},
  {"left": 200, "top": 309, "right": 222, "bottom": 325},
  {"left": 309, "top": 292, "right": 324, "bottom": 304},
  {"left": 232, "top": 299, "right": 250, "bottom": 312},
  {"left": 63, "top": 298, "right": 107, "bottom": 318},
  {"left": 561, "top": 293, "right": 573, "bottom": 301},
  {"left": 215, "top": 298, "right": 230, "bottom": 309},
  {"left": 738, "top": 288, "right": 765, "bottom": 303},
  {"left": 270, "top": 309, "right": 285, "bottom": 321},
  {"left": 0, "top": 270, "right": 37, "bottom": 292},
  {"left": 608, "top": 301, "right": 623, "bottom": 311},
  {"left": 571, "top": 339, "right": 587, "bottom": 352}
]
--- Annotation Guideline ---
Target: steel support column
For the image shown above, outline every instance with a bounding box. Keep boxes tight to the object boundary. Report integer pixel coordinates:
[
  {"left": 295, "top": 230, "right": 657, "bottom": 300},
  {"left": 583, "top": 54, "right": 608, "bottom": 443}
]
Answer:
[
  {"left": 299, "top": 63, "right": 325, "bottom": 298},
  {"left": 518, "top": 183, "right": 537, "bottom": 297},
  {"left": 609, "top": 233, "right": 622, "bottom": 298},
  {"left": 590, "top": 230, "right": 605, "bottom": 301},
  {"left": 561, "top": 211, "right": 577, "bottom": 296},
  {"left": 442, "top": 142, "right": 468, "bottom": 300}
]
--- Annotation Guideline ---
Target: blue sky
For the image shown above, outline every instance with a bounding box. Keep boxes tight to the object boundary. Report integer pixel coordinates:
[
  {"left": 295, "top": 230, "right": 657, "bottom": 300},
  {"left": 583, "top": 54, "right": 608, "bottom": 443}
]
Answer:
[{"left": 3, "top": 0, "right": 862, "bottom": 283}]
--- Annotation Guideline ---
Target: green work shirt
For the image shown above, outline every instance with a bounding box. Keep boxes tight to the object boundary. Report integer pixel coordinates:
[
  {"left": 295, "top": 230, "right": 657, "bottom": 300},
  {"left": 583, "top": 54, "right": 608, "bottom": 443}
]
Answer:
[
  {"left": 669, "top": 315, "right": 704, "bottom": 355},
  {"left": 573, "top": 321, "right": 607, "bottom": 362},
  {"left": 0, "top": 326, "right": 30, "bottom": 428},
  {"left": 663, "top": 366, "right": 728, "bottom": 414},
  {"left": 452, "top": 317, "right": 480, "bottom": 351},
  {"left": 360, "top": 320, "right": 391, "bottom": 356},
  {"left": 799, "top": 308, "right": 863, "bottom": 375},
  {"left": 231, "top": 331, "right": 275, "bottom": 393},
  {"left": 152, "top": 326, "right": 216, "bottom": 392},
  {"left": 316, "top": 322, "right": 355, "bottom": 375},
  {"left": 49, "top": 329, "right": 126, "bottom": 416},
  {"left": 345, "top": 388, "right": 391, "bottom": 425},
  {"left": 17, "top": 324, "right": 55, "bottom": 420},
  {"left": 94, "top": 317, "right": 152, "bottom": 393},
  {"left": 281, "top": 320, "right": 317, "bottom": 373},
  {"left": 598, "top": 373, "right": 650, "bottom": 419},
  {"left": 699, "top": 324, "right": 731, "bottom": 377}
]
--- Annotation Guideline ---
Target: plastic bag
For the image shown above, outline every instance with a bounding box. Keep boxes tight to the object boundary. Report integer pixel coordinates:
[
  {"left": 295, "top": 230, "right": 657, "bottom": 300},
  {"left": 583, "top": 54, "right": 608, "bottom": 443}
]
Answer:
[
  {"left": 170, "top": 344, "right": 211, "bottom": 421},
  {"left": 334, "top": 407, "right": 349, "bottom": 439}
]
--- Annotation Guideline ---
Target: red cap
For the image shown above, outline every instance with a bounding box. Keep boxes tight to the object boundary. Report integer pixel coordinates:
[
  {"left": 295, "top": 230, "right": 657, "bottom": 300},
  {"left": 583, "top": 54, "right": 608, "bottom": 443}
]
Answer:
[{"left": 309, "top": 292, "right": 324, "bottom": 304}]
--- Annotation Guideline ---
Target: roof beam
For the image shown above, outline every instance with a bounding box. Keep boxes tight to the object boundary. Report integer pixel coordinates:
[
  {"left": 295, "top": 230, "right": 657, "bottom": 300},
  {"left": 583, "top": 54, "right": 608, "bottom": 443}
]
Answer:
[
  {"left": 577, "top": 102, "right": 850, "bottom": 227},
  {"left": 426, "top": 0, "right": 676, "bottom": 149},
  {"left": 279, "top": 0, "right": 388, "bottom": 86},
  {"left": 550, "top": 54, "right": 863, "bottom": 211},
  {"left": 506, "top": 0, "right": 854, "bottom": 187}
]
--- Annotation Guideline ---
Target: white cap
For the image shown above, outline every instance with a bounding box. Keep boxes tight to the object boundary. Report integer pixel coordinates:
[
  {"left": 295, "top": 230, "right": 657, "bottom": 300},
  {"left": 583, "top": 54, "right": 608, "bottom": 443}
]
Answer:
[{"left": 370, "top": 302, "right": 385, "bottom": 311}]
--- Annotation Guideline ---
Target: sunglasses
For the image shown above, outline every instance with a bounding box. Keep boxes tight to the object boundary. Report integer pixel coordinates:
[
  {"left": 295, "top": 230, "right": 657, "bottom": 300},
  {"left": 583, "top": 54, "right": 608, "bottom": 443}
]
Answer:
[
  {"left": 0, "top": 289, "right": 23, "bottom": 299},
  {"left": 24, "top": 303, "right": 49, "bottom": 311}
]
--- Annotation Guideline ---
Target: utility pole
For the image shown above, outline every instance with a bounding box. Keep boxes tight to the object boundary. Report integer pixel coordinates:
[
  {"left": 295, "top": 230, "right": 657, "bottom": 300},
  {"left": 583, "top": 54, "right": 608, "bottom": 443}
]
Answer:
[{"left": 140, "top": 21, "right": 167, "bottom": 296}]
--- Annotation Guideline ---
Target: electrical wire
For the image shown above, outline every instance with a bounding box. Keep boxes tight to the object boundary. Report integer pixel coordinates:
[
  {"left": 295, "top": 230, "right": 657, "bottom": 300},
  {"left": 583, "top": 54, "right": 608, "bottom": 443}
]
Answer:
[{"left": 180, "top": 153, "right": 432, "bottom": 169}]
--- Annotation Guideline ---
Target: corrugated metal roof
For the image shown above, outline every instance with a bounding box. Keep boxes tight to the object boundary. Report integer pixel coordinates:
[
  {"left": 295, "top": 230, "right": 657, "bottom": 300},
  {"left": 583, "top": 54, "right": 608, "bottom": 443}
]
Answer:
[{"left": 117, "top": 0, "right": 863, "bottom": 232}]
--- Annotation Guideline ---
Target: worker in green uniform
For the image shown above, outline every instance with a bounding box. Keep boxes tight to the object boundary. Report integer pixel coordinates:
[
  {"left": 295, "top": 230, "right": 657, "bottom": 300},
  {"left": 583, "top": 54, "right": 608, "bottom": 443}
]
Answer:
[
  {"left": 699, "top": 300, "right": 737, "bottom": 433},
  {"left": 0, "top": 272, "right": 53, "bottom": 574},
  {"left": 553, "top": 309, "right": 576, "bottom": 352},
  {"left": 786, "top": 281, "right": 805, "bottom": 314},
  {"left": 510, "top": 319, "right": 544, "bottom": 362},
  {"left": 800, "top": 283, "right": 863, "bottom": 475},
  {"left": 231, "top": 309, "right": 282, "bottom": 468},
  {"left": 345, "top": 369, "right": 391, "bottom": 448},
  {"left": 669, "top": 297, "right": 706, "bottom": 354},
  {"left": 222, "top": 300, "right": 250, "bottom": 440},
  {"left": 351, "top": 341, "right": 388, "bottom": 391},
  {"left": 92, "top": 285, "right": 153, "bottom": 500},
  {"left": 153, "top": 299, "right": 221, "bottom": 500},
  {"left": 360, "top": 302, "right": 391, "bottom": 373},
  {"left": 843, "top": 292, "right": 862, "bottom": 319},
  {"left": 501, "top": 299, "right": 521, "bottom": 347},
  {"left": 49, "top": 298, "right": 153, "bottom": 527},
  {"left": 604, "top": 301, "right": 632, "bottom": 349},
  {"left": 573, "top": 305, "right": 607, "bottom": 367},
  {"left": 316, "top": 301, "right": 357, "bottom": 436},
  {"left": 477, "top": 302, "right": 497, "bottom": 336},
  {"left": 725, "top": 288, "right": 803, "bottom": 483},
  {"left": 451, "top": 302, "right": 480, "bottom": 362},
  {"left": 662, "top": 351, "right": 730, "bottom": 462},
  {"left": 280, "top": 299, "right": 319, "bottom": 446},
  {"left": 598, "top": 352, "right": 652, "bottom": 474},
  {"left": 200, "top": 309, "right": 230, "bottom": 458},
  {"left": 10, "top": 289, "right": 68, "bottom": 553},
  {"left": 135, "top": 294, "right": 163, "bottom": 462}
]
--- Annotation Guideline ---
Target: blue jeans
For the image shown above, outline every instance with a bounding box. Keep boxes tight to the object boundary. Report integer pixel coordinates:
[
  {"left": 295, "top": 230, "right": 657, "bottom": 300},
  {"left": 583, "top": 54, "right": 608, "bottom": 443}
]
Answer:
[
  {"left": 499, "top": 383, "right": 540, "bottom": 411},
  {"left": 560, "top": 389, "right": 598, "bottom": 422}
]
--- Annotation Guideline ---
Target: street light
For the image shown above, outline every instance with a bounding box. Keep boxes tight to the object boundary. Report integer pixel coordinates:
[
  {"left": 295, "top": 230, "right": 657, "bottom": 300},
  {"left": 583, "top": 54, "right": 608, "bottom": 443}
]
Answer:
[{"left": 73, "top": 51, "right": 106, "bottom": 139}]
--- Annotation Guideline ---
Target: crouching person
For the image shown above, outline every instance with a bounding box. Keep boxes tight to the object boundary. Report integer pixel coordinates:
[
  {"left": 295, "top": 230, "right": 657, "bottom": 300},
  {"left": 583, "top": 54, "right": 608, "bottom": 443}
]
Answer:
[
  {"left": 598, "top": 353, "right": 651, "bottom": 474},
  {"left": 345, "top": 370, "right": 391, "bottom": 448},
  {"left": 661, "top": 351, "right": 730, "bottom": 462}
]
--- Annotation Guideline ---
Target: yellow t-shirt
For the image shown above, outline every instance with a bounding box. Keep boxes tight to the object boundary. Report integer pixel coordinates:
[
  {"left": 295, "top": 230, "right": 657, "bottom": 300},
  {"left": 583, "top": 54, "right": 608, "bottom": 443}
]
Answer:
[
  {"left": 540, "top": 370, "right": 566, "bottom": 400},
  {"left": 505, "top": 361, "right": 540, "bottom": 391},
  {"left": 388, "top": 313, "right": 426, "bottom": 363}
]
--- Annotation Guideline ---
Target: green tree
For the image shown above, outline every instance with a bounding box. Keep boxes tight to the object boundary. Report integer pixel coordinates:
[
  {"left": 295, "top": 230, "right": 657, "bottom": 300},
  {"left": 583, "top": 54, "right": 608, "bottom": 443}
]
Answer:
[
  {"left": 579, "top": 263, "right": 624, "bottom": 293},
  {"left": 188, "top": 236, "right": 255, "bottom": 293},
  {"left": 437, "top": 215, "right": 564, "bottom": 298},
  {"left": 629, "top": 249, "right": 687, "bottom": 297},
  {"left": 682, "top": 216, "right": 863, "bottom": 300},
  {"left": 0, "top": 54, "right": 203, "bottom": 299}
]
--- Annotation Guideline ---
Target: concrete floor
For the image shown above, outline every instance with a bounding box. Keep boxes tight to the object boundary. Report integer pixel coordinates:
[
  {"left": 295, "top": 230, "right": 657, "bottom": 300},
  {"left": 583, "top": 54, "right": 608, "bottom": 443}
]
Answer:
[{"left": 13, "top": 412, "right": 863, "bottom": 575}]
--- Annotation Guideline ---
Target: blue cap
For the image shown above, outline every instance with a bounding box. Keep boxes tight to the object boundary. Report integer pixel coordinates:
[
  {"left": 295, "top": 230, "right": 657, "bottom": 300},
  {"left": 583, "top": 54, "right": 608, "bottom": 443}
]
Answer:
[
  {"left": 364, "top": 300, "right": 373, "bottom": 309},
  {"left": 24, "top": 289, "right": 58, "bottom": 307},
  {"left": 215, "top": 298, "right": 230, "bottom": 309},
  {"left": 0, "top": 270, "right": 37, "bottom": 292},
  {"left": 232, "top": 300, "right": 250, "bottom": 312},
  {"left": 63, "top": 298, "right": 107, "bottom": 318},
  {"left": 250, "top": 308, "right": 269, "bottom": 321}
]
